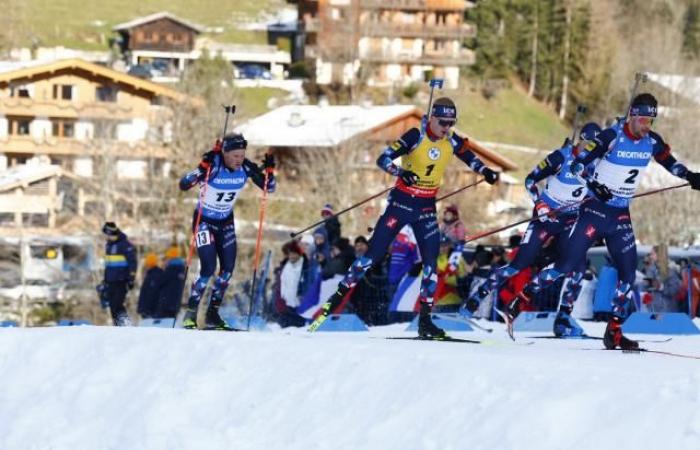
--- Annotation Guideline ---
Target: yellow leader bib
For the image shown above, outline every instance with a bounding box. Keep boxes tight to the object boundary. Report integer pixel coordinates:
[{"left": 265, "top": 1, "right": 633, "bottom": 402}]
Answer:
[{"left": 400, "top": 131, "right": 454, "bottom": 192}]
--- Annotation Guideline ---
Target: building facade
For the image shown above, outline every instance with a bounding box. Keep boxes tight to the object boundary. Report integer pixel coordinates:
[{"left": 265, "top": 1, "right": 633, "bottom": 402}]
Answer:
[
  {"left": 0, "top": 58, "right": 182, "bottom": 178},
  {"left": 291, "top": 0, "right": 476, "bottom": 88}
]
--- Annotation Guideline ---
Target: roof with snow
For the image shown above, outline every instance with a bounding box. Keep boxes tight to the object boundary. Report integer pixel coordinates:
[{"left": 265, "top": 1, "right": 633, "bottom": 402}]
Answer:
[
  {"left": 235, "top": 104, "right": 420, "bottom": 148},
  {"left": 0, "top": 164, "right": 62, "bottom": 193},
  {"left": 113, "top": 11, "right": 205, "bottom": 33},
  {"left": 647, "top": 72, "right": 700, "bottom": 105},
  {"left": 0, "top": 58, "right": 185, "bottom": 101}
]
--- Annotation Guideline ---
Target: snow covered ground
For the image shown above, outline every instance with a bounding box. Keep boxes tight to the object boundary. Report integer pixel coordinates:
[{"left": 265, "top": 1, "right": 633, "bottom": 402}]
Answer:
[{"left": 1, "top": 320, "right": 699, "bottom": 450}]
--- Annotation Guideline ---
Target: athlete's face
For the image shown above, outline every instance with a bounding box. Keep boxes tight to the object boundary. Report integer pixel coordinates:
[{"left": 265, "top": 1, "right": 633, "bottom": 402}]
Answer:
[
  {"left": 428, "top": 116, "right": 455, "bottom": 139},
  {"left": 628, "top": 115, "right": 654, "bottom": 139},
  {"left": 223, "top": 149, "right": 246, "bottom": 170}
]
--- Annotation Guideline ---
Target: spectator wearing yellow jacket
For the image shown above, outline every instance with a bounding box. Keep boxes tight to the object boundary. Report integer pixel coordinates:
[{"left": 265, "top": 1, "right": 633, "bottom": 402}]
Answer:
[{"left": 434, "top": 234, "right": 468, "bottom": 312}]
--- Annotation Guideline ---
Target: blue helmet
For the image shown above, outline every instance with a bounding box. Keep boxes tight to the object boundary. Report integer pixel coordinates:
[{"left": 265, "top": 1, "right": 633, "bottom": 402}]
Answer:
[{"left": 579, "top": 122, "right": 601, "bottom": 142}]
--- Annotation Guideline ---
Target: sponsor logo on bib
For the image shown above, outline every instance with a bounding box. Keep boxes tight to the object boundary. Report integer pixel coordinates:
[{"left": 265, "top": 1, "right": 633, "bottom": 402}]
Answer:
[{"left": 428, "top": 147, "right": 441, "bottom": 161}]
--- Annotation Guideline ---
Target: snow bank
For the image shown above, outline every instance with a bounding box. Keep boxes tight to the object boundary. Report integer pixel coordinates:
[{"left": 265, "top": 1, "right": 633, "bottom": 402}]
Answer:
[{"left": 1, "top": 323, "right": 699, "bottom": 450}]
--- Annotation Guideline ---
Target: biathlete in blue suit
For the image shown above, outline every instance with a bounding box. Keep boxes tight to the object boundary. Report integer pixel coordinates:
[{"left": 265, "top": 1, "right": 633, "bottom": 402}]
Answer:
[
  {"left": 179, "top": 133, "right": 276, "bottom": 330},
  {"left": 507, "top": 93, "right": 700, "bottom": 349},
  {"left": 465, "top": 123, "right": 602, "bottom": 337}
]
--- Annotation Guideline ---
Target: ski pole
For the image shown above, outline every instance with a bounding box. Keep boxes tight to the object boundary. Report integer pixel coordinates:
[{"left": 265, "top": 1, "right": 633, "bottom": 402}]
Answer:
[
  {"left": 569, "top": 104, "right": 587, "bottom": 143},
  {"left": 247, "top": 158, "right": 273, "bottom": 331},
  {"left": 290, "top": 186, "right": 393, "bottom": 238},
  {"left": 624, "top": 72, "right": 648, "bottom": 121},
  {"left": 436, "top": 178, "right": 485, "bottom": 202},
  {"left": 426, "top": 78, "right": 444, "bottom": 122},
  {"left": 181, "top": 105, "right": 236, "bottom": 313},
  {"left": 465, "top": 182, "right": 690, "bottom": 244}
]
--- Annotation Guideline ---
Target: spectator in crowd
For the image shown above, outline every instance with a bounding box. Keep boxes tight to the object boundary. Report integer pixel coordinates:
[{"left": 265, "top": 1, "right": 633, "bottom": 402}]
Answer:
[
  {"left": 492, "top": 246, "right": 508, "bottom": 267},
  {"left": 679, "top": 259, "right": 700, "bottom": 317},
  {"left": 440, "top": 204, "right": 466, "bottom": 244},
  {"left": 138, "top": 253, "right": 164, "bottom": 319},
  {"left": 355, "top": 235, "right": 369, "bottom": 258},
  {"left": 349, "top": 236, "right": 391, "bottom": 326},
  {"left": 321, "top": 241, "right": 350, "bottom": 280},
  {"left": 100, "top": 222, "right": 137, "bottom": 326},
  {"left": 299, "top": 234, "right": 315, "bottom": 259},
  {"left": 470, "top": 248, "right": 495, "bottom": 319},
  {"left": 274, "top": 240, "right": 313, "bottom": 328},
  {"left": 434, "top": 234, "right": 468, "bottom": 312},
  {"left": 312, "top": 226, "right": 331, "bottom": 266},
  {"left": 659, "top": 260, "right": 683, "bottom": 312},
  {"left": 320, "top": 203, "right": 341, "bottom": 246},
  {"left": 158, "top": 246, "right": 186, "bottom": 319}
]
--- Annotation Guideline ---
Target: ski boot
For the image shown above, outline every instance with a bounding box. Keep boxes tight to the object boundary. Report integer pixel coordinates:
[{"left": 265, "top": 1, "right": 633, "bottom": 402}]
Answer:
[
  {"left": 182, "top": 309, "right": 198, "bottom": 329},
  {"left": 308, "top": 284, "right": 350, "bottom": 332},
  {"left": 553, "top": 306, "right": 584, "bottom": 338},
  {"left": 603, "top": 317, "right": 639, "bottom": 350},
  {"left": 205, "top": 303, "right": 235, "bottom": 331},
  {"left": 417, "top": 303, "right": 447, "bottom": 339}
]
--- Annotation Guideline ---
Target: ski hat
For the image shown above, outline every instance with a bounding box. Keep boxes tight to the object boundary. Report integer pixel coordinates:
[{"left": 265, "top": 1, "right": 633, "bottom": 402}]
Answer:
[
  {"left": 222, "top": 133, "right": 247, "bottom": 152},
  {"left": 283, "top": 240, "right": 304, "bottom": 256},
  {"left": 144, "top": 253, "right": 159, "bottom": 268},
  {"left": 102, "top": 222, "right": 120, "bottom": 236},
  {"left": 321, "top": 203, "right": 334, "bottom": 216},
  {"left": 444, "top": 204, "right": 459, "bottom": 217},
  {"left": 431, "top": 97, "right": 457, "bottom": 120},
  {"left": 629, "top": 93, "right": 658, "bottom": 117},
  {"left": 165, "top": 247, "right": 180, "bottom": 259},
  {"left": 354, "top": 235, "right": 368, "bottom": 246},
  {"left": 300, "top": 234, "right": 315, "bottom": 247}
]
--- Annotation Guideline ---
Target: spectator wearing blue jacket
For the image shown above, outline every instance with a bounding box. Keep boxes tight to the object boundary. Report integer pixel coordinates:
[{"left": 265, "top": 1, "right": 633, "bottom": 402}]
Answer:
[
  {"left": 137, "top": 253, "right": 164, "bottom": 319},
  {"left": 158, "top": 247, "right": 186, "bottom": 319},
  {"left": 101, "top": 222, "right": 137, "bottom": 326}
]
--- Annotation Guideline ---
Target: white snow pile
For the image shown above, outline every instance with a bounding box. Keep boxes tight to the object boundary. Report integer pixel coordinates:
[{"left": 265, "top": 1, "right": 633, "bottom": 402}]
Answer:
[{"left": 1, "top": 322, "right": 700, "bottom": 450}]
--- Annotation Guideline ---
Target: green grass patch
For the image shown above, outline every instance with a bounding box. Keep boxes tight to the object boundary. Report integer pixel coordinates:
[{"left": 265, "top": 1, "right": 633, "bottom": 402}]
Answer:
[
  {"left": 236, "top": 87, "right": 289, "bottom": 119},
  {"left": 452, "top": 83, "right": 570, "bottom": 151},
  {"left": 17, "top": 0, "right": 283, "bottom": 50}
]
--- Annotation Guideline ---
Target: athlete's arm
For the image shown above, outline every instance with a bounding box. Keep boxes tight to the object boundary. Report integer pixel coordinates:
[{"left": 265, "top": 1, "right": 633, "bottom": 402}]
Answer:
[
  {"left": 525, "top": 150, "right": 565, "bottom": 202},
  {"left": 451, "top": 134, "right": 499, "bottom": 184},
  {"left": 376, "top": 128, "right": 421, "bottom": 176},
  {"left": 243, "top": 158, "right": 276, "bottom": 192}
]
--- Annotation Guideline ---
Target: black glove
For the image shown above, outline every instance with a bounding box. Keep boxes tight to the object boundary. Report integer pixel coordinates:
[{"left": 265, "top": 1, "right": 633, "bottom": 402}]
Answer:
[
  {"left": 127, "top": 278, "right": 135, "bottom": 291},
  {"left": 687, "top": 171, "right": 700, "bottom": 190},
  {"left": 587, "top": 180, "right": 613, "bottom": 202},
  {"left": 96, "top": 283, "right": 108, "bottom": 309},
  {"left": 198, "top": 149, "right": 218, "bottom": 171},
  {"left": 465, "top": 296, "right": 480, "bottom": 314},
  {"left": 262, "top": 153, "right": 275, "bottom": 171},
  {"left": 482, "top": 167, "right": 499, "bottom": 185},
  {"left": 399, "top": 169, "right": 419, "bottom": 186}
]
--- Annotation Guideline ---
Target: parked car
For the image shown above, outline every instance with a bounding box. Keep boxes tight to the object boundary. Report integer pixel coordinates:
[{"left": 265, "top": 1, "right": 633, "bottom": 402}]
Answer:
[{"left": 235, "top": 64, "right": 272, "bottom": 80}]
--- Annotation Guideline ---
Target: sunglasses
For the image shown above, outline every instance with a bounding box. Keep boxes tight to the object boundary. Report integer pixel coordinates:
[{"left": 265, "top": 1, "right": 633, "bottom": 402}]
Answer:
[{"left": 437, "top": 119, "right": 455, "bottom": 128}]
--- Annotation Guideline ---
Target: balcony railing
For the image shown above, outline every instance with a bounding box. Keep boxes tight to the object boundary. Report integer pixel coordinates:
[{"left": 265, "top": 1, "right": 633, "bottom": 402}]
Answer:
[
  {"left": 360, "top": 22, "right": 476, "bottom": 39},
  {"left": 0, "top": 136, "right": 169, "bottom": 158},
  {"left": 360, "top": 48, "right": 475, "bottom": 65},
  {"left": 360, "top": 0, "right": 467, "bottom": 11},
  {"left": 0, "top": 98, "right": 138, "bottom": 121}
]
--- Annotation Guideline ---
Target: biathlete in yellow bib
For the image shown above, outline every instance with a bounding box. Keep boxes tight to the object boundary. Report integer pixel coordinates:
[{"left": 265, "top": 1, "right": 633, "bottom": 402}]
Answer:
[{"left": 309, "top": 97, "right": 500, "bottom": 338}]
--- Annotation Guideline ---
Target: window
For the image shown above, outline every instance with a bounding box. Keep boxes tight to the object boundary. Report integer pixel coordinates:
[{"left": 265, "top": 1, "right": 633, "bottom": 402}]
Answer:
[
  {"left": 51, "top": 119, "right": 76, "bottom": 138},
  {"left": 96, "top": 85, "right": 118, "bottom": 102},
  {"left": 9, "top": 85, "right": 31, "bottom": 98},
  {"left": 8, "top": 116, "right": 32, "bottom": 136},
  {"left": 52, "top": 84, "right": 73, "bottom": 100}
]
